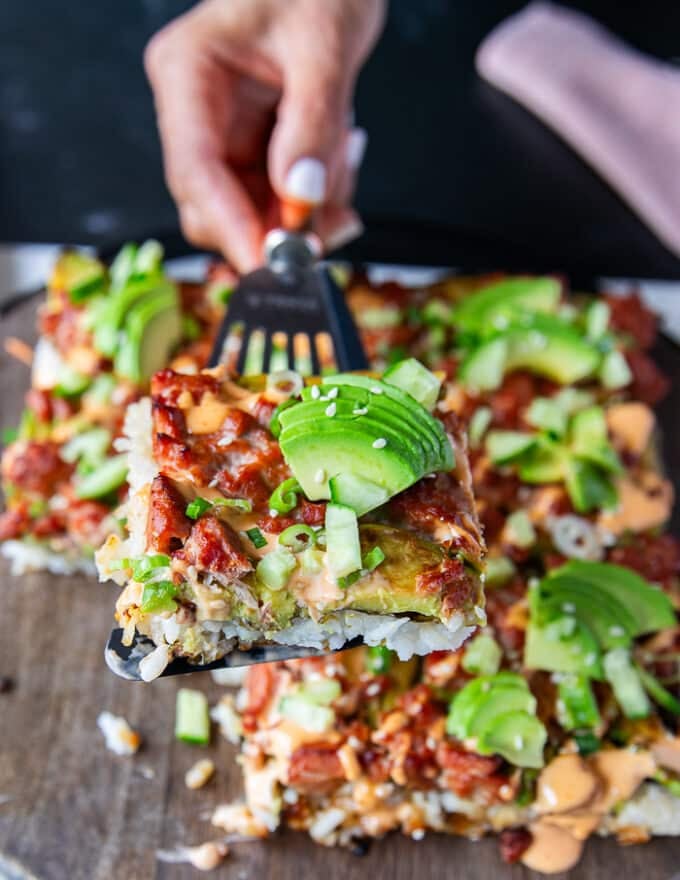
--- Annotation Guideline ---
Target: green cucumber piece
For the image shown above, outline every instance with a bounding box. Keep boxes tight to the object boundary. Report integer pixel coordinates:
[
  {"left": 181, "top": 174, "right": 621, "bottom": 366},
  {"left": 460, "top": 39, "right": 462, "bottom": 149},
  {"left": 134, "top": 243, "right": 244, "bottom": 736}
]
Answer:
[
  {"left": 61, "top": 427, "right": 111, "bottom": 466},
  {"left": 486, "top": 431, "right": 536, "bottom": 465},
  {"left": 468, "top": 406, "right": 492, "bottom": 448},
  {"left": 584, "top": 300, "right": 610, "bottom": 340},
  {"left": 525, "top": 397, "right": 568, "bottom": 437},
  {"left": 458, "top": 337, "right": 508, "bottom": 392},
  {"left": 279, "top": 694, "right": 335, "bottom": 733},
  {"left": 603, "top": 648, "right": 651, "bottom": 719},
  {"left": 564, "top": 459, "right": 618, "bottom": 514},
  {"left": 325, "top": 503, "right": 362, "bottom": 579},
  {"left": 328, "top": 473, "right": 389, "bottom": 517},
  {"left": 383, "top": 358, "right": 442, "bottom": 411},
  {"left": 599, "top": 350, "right": 632, "bottom": 390},
  {"left": 54, "top": 363, "right": 91, "bottom": 397},
  {"left": 175, "top": 688, "right": 210, "bottom": 745},
  {"left": 484, "top": 556, "right": 516, "bottom": 587},
  {"left": 256, "top": 548, "right": 297, "bottom": 591},
  {"left": 504, "top": 510, "right": 536, "bottom": 549},
  {"left": 569, "top": 407, "right": 622, "bottom": 473},
  {"left": 74, "top": 453, "right": 128, "bottom": 499},
  {"left": 300, "top": 679, "right": 342, "bottom": 705}
]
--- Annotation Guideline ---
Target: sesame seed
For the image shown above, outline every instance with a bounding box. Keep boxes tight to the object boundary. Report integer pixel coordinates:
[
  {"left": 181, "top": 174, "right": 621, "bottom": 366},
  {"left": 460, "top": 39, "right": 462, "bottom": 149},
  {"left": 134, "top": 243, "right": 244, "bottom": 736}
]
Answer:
[
  {"left": 513, "top": 735, "right": 524, "bottom": 750},
  {"left": 311, "top": 385, "right": 320, "bottom": 399},
  {"left": 411, "top": 829, "right": 425, "bottom": 841},
  {"left": 327, "top": 387, "right": 338, "bottom": 399},
  {"left": 325, "top": 402, "right": 337, "bottom": 417},
  {"left": 365, "top": 682, "right": 380, "bottom": 697},
  {"left": 314, "top": 468, "right": 326, "bottom": 484},
  {"left": 370, "top": 386, "right": 383, "bottom": 395},
  {"left": 372, "top": 438, "right": 387, "bottom": 449},
  {"left": 585, "top": 652, "right": 597, "bottom": 666},
  {"left": 482, "top": 681, "right": 491, "bottom": 692},
  {"left": 269, "top": 509, "right": 278, "bottom": 518},
  {"left": 609, "top": 625, "right": 625, "bottom": 638},
  {"left": 348, "top": 736, "right": 362, "bottom": 750},
  {"left": 562, "top": 602, "right": 576, "bottom": 614},
  {"left": 353, "top": 406, "right": 368, "bottom": 415}
]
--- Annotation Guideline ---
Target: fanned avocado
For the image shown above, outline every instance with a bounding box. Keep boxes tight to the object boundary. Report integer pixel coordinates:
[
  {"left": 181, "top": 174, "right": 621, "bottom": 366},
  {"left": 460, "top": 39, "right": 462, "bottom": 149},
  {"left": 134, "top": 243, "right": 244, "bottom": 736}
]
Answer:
[
  {"left": 282, "top": 396, "right": 435, "bottom": 471},
  {"left": 114, "top": 288, "right": 182, "bottom": 383},
  {"left": 460, "top": 315, "right": 600, "bottom": 391},
  {"left": 280, "top": 419, "right": 419, "bottom": 501},
  {"left": 535, "top": 579, "right": 637, "bottom": 649},
  {"left": 446, "top": 672, "right": 529, "bottom": 739},
  {"left": 477, "top": 710, "right": 547, "bottom": 768},
  {"left": 524, "top": 615, "right": 604, "bottom": 679},
  {"left": 466, "top": 685, "right": 537, "bottom": 737},
  {"left": 556, "top": 561, "right": 676, "bottom": 634},
  {"left": 321, "top": 374, "right": 454, "bottom": 470},
  {"left": 452, "top": 276, "right": 562, "bottom": 335},
  {"left": 94, "top": 277, "right": 176, "bottom": 358}
]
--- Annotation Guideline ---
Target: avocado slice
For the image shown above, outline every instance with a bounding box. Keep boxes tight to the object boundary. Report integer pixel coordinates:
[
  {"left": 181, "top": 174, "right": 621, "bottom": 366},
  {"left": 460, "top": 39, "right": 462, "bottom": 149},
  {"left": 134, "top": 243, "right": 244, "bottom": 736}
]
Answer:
[
  {"left": 517, "top": 439, "right": 568, "bottom": 483},
  {"left": 328, "top": 473, "right": 389, "bottom": 517},
  {"left": 524, "top": 616, "right": 603, "bottom": 679},
  {"left": 555, "top": 674, "right": 601, "bottom": 729},
  {"left": 279, "top": 420, "right": 419, "bottom": 501},
  {"left": 452, "top": 276, "right": 562, "bottom": 336},
  {"left": 446, "top": 672, "right": 529, "bottom": 739},
  {"left": 321, "top": 374, "right": 454, "bottom": 470},
  {"left": 343, "top": 524, "right": 444, "bottom": 618},
  {"left": 603, "top": 648, "right": 651, "bottom": 719},
  {"left": 477, "top": 710, "right": 547, "bottom": 768},
  {"left": 555, "top": 561, "right": 676, "bottom": 635},
  {"left": 536, "top": 578, "right": 637, "bottom": 649},
  {"left": 318, "top": 383, "right": 445, "bottom": 468},
  {"left": 74, "top": 452, "right": 128, "bottom": 500},
  {"left": 460, "top": 315, "right": 600, "bottom": 390},
  {"left": 114, "top": 289, "right": 182, "bottom": 383},
  {"left": 94, "top": 277, "right": 176, "bottom": 358},
  {"left": 466, "top": 685, "right": 538, "bottom": 737},
  {"left": 570, "top": 407, "right": 622, "bottom": 473},
  {"left": 282, "top": 397, "right": 435, "bottom": 472}
]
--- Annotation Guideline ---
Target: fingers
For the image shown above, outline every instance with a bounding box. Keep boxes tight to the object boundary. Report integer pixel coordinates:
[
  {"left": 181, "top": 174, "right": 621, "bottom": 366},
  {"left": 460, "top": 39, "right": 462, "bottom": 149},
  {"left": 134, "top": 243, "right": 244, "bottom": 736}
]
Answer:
[{"left": 145, "top": 24, "right": 265, "bottom": 271}]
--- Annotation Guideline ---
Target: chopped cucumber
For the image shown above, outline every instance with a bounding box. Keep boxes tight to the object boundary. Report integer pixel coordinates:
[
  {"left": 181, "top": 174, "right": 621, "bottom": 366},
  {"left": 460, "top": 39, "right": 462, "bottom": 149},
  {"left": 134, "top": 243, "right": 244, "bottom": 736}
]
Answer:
[
  {"left": 468, "top": 406, "right": 492, "bottom": 448},
  {"left": 328, "top": 473, "right": 389, "bottom": 517},
  {"left": 301, "top": 678, "right": 341, "bottom": 705},
  {"left": 484, "top": 556, "right": 516, "bottom": 587},
  {"left": 175, "top": 688, "right": 210, "bottom": 745},
  {"left": 462, "top": 634, "right": 502, "bottom": 676},
  {"left": 141, "top": 580, "right": 177, "bottom": 614},
  {"left": 278, "top": 694, "right": 334, "bottom": 733},
  {"left": 599, "top": 349, "right": 633, "bottom": 390},
  {"left": 486, "top": 431, "right": 536, "bottom": 464},
  {"left": 50, "top": 250, "right": 106, "bottom": 302},
  {"left": 526, "top": 397, "right": 567, "bottom": 437},
  {"left": 74, "top": 453, "right": 128, "bottom": 500},
  {"left": 325, "top": 503, "right": 362, "bottom": 579},
  {"left": 54, "top": 363, "right": 91, "bottom": 397},
  {"left": 603, "top": 648, "right": 651, "bottom": 719},
  {"left": 585, "top": 300, "right": 610, "bottom": 340},
  {"left": 383, "top": 358, "right": 442, "bottom": 411},
  {"left": 256, "top": 549, "right": 297, "bottom": 591},
  {"left": 504, "top": 510, "right": 536, "bottom": 549},
  {"left": 61, "top": 427, "right": 111, "bottom": 466}
]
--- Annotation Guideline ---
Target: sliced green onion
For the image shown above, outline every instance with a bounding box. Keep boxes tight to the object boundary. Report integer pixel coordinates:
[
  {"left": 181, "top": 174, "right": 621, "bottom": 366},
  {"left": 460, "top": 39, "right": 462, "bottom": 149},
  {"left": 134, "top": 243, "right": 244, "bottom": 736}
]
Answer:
[
  {"left": 213, "top": 497, "right": 252, "bottom": 513},
  {"left": 256, "top": 548, "right": 297, "bottom": 590},
  {"left": 366, "top": 645, "right": 393, "bottom": 674},
  {"left": 279, "top": 524, "right": 316, "bottom": 552},
  {"left": 362, "top": 546, "right": 386, "bottom": 572},
  {"left": 132, "top": 554, "right": 170, "bottom": 582},
  {"left": 300, "top": 546, "right": 325, "bottom": 573},
  {"left": 245, "top": 527, "right": 267, "bottom": 549},
  {"left": 462, "top": 634, "right": 502, "bottom": 676},
  {"left": 185, "top": 497, "right": 213, "bottom": 520},
  {"left": 505, "top": 510, "right": 536, "bottom": 549},
  {"left": 2, "top": 427, "right": 18, "bottom": 445},
  {"left": 141, "top": 580, "right": 177, "bottom": 613},
  {"left": 635, "top": 664, "right": 680, "bottom": 715},
  {"left": 573, "top": 730, "right": 601, "bottom": 756},
  {"left": 269, "top": 478, "right": 302, "bottom": 514}
]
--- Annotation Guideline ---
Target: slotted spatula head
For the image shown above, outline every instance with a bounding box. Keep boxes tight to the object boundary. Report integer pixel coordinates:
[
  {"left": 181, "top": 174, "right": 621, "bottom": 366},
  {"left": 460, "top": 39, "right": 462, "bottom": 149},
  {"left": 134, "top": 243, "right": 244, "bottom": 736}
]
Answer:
[{"left": 105, "top": 230, "right": 369, "bottom": 680}]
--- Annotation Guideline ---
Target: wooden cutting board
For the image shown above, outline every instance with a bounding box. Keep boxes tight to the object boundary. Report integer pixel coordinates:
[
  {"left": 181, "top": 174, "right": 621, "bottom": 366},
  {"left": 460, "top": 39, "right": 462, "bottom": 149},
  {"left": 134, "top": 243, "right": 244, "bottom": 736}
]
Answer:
[{"left": 1, "top": 296, "right": 678, "bottom": 880}]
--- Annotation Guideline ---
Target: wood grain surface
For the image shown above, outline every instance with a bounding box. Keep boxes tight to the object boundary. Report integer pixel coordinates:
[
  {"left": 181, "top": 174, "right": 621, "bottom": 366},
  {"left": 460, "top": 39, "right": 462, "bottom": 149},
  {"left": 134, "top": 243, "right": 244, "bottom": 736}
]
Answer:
[{"left": 1, "top": 296, "right": 678, "bottom": 880}]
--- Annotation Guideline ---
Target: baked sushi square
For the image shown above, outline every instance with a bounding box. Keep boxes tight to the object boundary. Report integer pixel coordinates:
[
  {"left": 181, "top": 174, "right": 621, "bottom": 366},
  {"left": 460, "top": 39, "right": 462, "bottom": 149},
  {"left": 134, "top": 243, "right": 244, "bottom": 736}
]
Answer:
[{"left": 96, "top": 359, "right": 486, "bottom": 678}]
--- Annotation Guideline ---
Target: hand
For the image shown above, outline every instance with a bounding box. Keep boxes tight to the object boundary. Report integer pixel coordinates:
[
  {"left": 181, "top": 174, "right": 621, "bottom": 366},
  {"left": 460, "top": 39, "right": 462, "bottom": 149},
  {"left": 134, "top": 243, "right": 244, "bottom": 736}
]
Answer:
[{"left": 145, "top": 0, "right": 385, "bottom": 271}]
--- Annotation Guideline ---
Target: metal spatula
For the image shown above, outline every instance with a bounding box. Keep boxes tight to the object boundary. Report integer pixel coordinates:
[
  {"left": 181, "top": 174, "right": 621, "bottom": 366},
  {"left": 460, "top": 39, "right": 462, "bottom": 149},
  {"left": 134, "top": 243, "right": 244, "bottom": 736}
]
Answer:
[{"left": 105, "top": 229, "right": 368, "bottom": 680}]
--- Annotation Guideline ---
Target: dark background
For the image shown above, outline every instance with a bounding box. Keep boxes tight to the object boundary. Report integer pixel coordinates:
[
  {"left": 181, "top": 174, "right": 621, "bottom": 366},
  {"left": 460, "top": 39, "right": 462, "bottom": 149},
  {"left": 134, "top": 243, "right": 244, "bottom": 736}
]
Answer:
[{"left": 2, "top": 0, "right": 680, "bottom": 277}]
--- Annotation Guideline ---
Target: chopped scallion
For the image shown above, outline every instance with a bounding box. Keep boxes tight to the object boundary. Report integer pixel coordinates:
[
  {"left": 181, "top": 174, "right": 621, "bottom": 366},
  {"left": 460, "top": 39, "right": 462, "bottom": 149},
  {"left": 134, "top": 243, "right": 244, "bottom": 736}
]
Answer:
[{"left": 269, "top": 478, "right": 302, "bottom": 514}]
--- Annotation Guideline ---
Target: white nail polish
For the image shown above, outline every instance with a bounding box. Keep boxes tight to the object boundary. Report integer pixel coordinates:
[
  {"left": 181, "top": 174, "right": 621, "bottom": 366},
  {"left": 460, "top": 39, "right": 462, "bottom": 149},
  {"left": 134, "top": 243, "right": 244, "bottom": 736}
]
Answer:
[
  {"left": 284, "top": 157, "right": 327, "bottom": 204},
  {"left": 325, "top": 216, "right": 364, "bottom": 252},
  {"left": 345, "top": 127, "right": 368, "bottom": 170}
]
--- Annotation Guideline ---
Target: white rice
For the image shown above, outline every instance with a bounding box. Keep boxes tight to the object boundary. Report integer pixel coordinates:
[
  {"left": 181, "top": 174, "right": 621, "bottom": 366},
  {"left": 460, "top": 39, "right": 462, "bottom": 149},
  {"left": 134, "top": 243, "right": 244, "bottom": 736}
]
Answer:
[
  {"left": 611, "top": 783, "right": 680, "bottom": 836},
  {"left": 114, "top": 398, "right": 157, "bottom": 492},
  {"left": 1, "top": 540, "right": 97, "bottom": 577}
]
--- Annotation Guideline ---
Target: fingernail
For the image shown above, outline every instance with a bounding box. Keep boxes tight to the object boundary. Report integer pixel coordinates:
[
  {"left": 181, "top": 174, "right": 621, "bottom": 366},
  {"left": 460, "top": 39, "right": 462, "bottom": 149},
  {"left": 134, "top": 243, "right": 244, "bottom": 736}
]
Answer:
[
  {"left": 345, "top": 127, "right": 368, "bottom": 170},
  {"left": 284, "top": 157, "right": 327, "bottom": 204},
  {"left": 325, "top": 216, "right": 364, "bottom": 252}
]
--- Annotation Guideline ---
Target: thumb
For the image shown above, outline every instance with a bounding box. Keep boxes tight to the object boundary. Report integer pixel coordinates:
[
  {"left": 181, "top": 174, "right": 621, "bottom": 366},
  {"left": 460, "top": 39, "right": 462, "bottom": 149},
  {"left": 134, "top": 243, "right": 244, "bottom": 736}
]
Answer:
[{"left": 267, "top": 62, "right": 351, "bottom": 212}]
